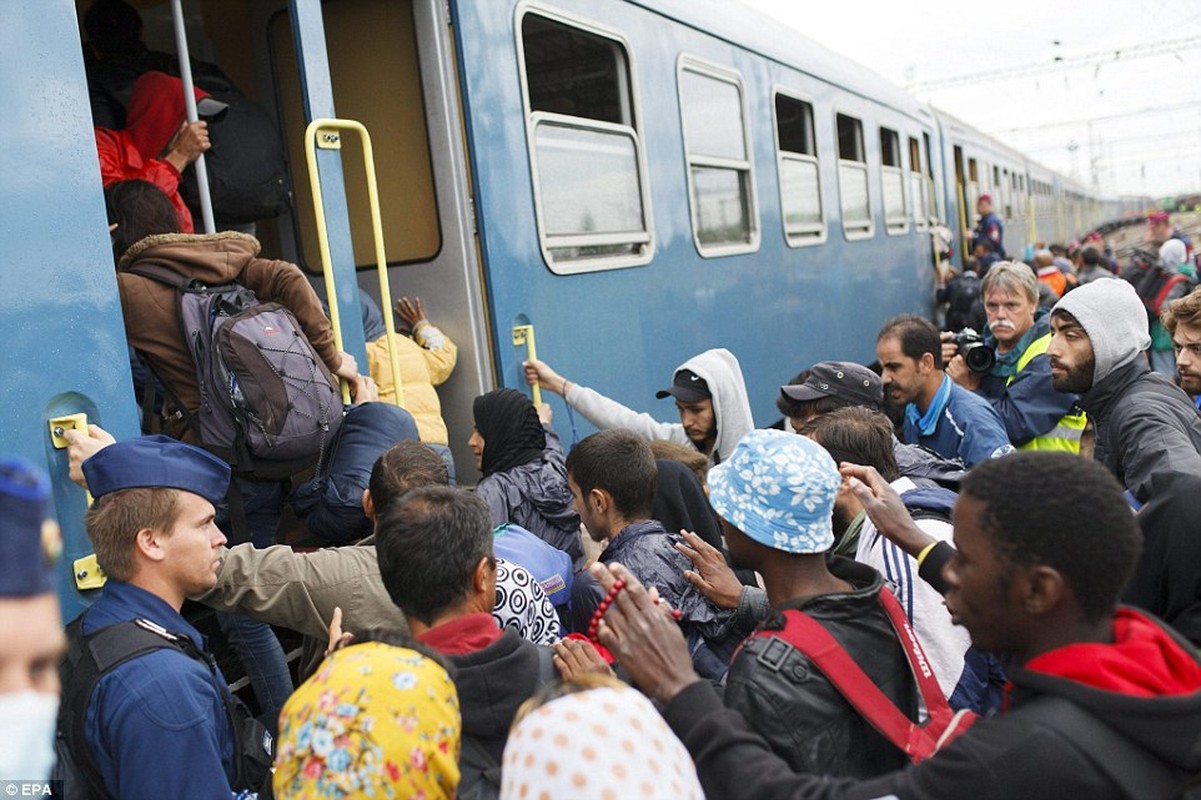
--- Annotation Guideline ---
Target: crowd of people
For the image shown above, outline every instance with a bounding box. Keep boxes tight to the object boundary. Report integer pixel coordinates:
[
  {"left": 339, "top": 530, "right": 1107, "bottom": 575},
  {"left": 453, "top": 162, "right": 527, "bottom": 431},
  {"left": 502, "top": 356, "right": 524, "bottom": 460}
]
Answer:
[
  {"left": 1, "top": 197, "right": 1195, "bottom": 797},
  {"left": 1, "top": 5, "right": 1198, "bottom": 793}
]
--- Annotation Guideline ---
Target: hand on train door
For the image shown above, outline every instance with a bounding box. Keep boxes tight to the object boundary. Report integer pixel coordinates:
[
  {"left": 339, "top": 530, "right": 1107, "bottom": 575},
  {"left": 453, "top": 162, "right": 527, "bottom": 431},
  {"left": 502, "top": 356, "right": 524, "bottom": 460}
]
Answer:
[{"left": 63, "top": 424, "right": 116, "bottom": 490}]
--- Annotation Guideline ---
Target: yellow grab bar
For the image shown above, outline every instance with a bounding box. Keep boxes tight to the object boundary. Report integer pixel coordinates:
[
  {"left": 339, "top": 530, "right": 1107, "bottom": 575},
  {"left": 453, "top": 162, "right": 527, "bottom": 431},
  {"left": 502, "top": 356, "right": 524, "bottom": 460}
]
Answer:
[
  {"left": 512, "top": 325, "right": 541, "bottom": 407},
  {"left": 304, "top": 118, "right": 405, "bottom": 407}
]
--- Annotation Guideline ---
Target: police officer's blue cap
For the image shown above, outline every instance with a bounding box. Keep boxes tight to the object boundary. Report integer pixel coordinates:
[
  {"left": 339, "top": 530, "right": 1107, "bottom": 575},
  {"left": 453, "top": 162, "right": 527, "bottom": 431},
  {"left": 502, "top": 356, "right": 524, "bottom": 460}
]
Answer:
[
  {"left": 83, "top": 435, "right": 230, "bottom": 506},
  {"left": 0, "top": 459, "right": 59, "bottom": 597}
]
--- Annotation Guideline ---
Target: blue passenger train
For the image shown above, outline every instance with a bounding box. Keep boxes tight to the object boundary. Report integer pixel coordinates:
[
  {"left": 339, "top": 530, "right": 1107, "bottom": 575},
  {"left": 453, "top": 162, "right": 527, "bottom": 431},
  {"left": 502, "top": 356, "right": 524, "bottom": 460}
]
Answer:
[{"left": 2, "top": 0, "right": 1133, "bottom": 620}]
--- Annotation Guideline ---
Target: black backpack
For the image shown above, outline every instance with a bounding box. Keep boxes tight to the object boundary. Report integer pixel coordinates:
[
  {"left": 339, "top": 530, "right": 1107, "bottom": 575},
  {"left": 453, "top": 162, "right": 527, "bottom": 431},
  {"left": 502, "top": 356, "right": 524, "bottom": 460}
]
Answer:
[
  {"left": 1121, "top": 249, "right": 1191, "bottom": 319},
  {"left": 944, "top": 271, "right": 983, "bottom": 332},
  {"left": 178, "top": 82, "right": 291, "bottom": 225},
  {"left": 128, "top": 261, "right": 343, "bottom": 480},
  {"left": 53, "top": 616, "right": 274, "bottom": 799}
]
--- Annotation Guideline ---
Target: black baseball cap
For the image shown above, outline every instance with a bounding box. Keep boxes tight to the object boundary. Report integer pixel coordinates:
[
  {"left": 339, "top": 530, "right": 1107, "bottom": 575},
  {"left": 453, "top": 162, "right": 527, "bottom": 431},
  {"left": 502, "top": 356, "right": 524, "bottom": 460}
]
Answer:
[
  {"left": 780, "top": 361, "right": 882, "bottom": 409},
  {"left": 656, "top": 369, "right": 711, "bottom": 403}
]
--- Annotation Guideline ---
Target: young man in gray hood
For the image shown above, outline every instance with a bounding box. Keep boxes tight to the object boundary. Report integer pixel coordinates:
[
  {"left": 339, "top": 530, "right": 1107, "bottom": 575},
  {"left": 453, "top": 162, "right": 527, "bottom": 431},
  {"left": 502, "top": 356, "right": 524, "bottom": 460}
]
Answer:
[
  {"left": 524, "top": 348, "right": 754, "bottom": 465},
  {"left": 1048, "top": 279, "right": 1201, "bottom": 643}
]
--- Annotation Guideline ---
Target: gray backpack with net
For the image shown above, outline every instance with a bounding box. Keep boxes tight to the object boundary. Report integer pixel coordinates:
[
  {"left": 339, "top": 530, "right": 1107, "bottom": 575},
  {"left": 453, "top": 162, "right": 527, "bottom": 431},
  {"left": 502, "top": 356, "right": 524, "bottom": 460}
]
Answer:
[{"left": 128, "top": 261, "right": 342, "bottom": 479}]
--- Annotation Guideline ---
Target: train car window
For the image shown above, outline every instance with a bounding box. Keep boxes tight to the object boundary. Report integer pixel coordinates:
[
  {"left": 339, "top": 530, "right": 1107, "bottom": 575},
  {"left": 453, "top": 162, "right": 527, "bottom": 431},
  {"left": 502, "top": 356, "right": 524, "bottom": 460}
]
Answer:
[
  {"left": 908, "top": 136, "right": 928, "bottom": 231},
  {"left": 519, "top": 12, "right": 652, "bottom": 273},
  {"left": 879, "top": 127, "right": 907, "bottom": 235},
  {"left": 678, "top": 58, "right": 759, "bottom": 255},
  {"left": 1002, "top": 168, "right": 1013, "bottom": 218},
  {"left": 836, "top": 113, "right": 872, "bottom": 240},
  {"left": 966, "top": 157, "right": 980, "bottom": 222},
  {"left": 773, "top": 92, "right": 824, "bottom": 246}
]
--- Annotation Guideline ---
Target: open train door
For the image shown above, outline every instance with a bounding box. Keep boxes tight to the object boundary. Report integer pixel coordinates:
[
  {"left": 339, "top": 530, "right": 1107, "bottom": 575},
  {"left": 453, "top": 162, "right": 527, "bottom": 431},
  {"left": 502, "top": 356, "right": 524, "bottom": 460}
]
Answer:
[{"left": 261, "top": 0, "right": 493, "bottom": 481}]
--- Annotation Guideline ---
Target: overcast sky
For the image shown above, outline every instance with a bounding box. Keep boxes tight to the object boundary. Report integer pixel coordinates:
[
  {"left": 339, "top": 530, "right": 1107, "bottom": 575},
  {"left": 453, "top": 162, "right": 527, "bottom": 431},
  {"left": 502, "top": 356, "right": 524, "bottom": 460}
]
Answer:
[{"left": 739, "top": 0, "right": 1201, "bottom": 200}]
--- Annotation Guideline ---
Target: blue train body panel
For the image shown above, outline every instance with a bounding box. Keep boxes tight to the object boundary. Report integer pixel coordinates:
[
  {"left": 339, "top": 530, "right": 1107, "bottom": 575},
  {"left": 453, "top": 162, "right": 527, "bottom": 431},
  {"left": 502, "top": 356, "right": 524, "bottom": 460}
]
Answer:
[
  {"left": 454, "top": 0, "right": 933, "bottom": 436},
  {"left": 0, "top": 1, "right": 142, "bottom": 620}
]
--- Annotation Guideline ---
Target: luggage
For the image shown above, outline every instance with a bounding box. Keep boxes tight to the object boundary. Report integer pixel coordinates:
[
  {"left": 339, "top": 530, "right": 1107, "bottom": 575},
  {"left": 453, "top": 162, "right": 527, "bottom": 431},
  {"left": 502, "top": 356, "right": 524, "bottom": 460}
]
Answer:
[
  {"left": 746, "top": 586, "right": 977, "bottom": 763},
  {"left": 129, "top": 261, "right": 342, "bottom": 480}
]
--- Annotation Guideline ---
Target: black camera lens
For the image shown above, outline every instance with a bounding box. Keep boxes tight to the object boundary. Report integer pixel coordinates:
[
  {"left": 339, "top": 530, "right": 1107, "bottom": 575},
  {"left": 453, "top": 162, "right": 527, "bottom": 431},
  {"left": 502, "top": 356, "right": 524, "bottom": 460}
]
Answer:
[{"left": 963, "top": 343, "right": 995, "bottom": 374}]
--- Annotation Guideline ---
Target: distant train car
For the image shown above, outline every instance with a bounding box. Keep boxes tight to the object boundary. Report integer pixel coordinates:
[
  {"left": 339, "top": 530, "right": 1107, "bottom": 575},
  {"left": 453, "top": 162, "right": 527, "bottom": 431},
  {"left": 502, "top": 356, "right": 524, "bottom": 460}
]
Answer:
[{"left": 3, "top": 0, "right": 1114, "bottom": 620}]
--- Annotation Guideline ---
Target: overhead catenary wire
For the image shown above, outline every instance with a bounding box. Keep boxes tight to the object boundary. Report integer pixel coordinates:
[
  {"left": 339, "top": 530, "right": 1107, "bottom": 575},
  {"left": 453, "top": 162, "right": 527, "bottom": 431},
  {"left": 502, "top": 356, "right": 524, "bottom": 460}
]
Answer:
[{"left": 911, "top": 35, "right": 1201, "bottom": 92}]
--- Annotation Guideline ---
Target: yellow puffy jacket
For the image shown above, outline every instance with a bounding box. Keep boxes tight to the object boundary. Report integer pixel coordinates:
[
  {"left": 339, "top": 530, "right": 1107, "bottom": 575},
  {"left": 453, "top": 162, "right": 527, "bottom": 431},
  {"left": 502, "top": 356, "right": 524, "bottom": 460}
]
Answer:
[{"left": 366, "top": 320, "right": 457, "bottom": 445}]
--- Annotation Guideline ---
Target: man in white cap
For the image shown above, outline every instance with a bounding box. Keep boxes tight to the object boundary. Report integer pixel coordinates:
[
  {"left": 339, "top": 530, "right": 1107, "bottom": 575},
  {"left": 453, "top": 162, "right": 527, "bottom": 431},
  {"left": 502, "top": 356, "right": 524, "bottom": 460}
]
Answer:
[
  {"left": 1049, "top": 279, "right": 1201, "bottom": 643},
  {"left": 0, "top": 460, "right": 65, "bottom": 783}
]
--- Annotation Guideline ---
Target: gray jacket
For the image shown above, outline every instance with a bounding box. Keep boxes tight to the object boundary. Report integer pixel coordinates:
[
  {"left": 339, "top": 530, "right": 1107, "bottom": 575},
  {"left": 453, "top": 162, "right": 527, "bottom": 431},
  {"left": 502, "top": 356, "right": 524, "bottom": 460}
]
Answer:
[{"left": 564, "top": 348, "right": 754, "bottom": 465}]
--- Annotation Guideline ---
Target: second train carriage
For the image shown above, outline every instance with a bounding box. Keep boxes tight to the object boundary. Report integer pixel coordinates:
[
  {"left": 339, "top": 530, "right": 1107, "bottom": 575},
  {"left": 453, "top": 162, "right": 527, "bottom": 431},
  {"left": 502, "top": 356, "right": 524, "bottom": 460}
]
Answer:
[{"left": 2, "top": 0, "right": 1119, "bottom": 620}]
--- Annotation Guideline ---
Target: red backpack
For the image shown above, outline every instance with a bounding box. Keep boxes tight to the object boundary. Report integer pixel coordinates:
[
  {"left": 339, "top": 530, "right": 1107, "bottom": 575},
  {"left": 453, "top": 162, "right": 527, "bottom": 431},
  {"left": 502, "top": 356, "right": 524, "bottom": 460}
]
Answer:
[{"left": 748, "top": 587, "right": 977, "bottom": 763}]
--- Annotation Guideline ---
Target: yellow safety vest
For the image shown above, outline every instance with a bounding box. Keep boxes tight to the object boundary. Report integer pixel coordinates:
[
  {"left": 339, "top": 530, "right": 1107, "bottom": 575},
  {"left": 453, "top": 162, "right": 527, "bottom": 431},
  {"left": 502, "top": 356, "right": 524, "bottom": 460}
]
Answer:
[{"left": 1006, "top": 333, "right": 1087, "bottom": 453}]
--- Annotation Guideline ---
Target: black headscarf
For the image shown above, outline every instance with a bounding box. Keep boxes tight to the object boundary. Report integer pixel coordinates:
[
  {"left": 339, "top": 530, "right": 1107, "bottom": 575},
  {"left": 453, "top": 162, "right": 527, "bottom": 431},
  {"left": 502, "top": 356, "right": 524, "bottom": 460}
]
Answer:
[
  {"left": 473, "top": 388, "right": 547, "bottom": 477},
  {"left": 651, "top": 459, "right": 723, "bottom": 550}
]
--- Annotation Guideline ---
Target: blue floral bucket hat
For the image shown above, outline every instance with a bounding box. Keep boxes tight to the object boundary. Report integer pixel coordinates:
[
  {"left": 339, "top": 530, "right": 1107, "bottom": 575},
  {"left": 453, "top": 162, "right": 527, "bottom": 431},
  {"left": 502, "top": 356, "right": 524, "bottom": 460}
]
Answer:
[{"left": 709, "top": 429, "right": 840, "bottom": 554}]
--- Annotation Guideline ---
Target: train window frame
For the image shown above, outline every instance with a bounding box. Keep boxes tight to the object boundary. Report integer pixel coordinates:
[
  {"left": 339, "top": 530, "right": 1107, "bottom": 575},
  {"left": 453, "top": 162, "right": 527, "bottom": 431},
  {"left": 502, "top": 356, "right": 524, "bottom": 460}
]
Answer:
[
  {"left": 907, "top": 135, "right": 929, "bottom": 231},
  {"left": 772, "top": 87, "right": 826, "bottom": 248},
  {"left": 835, "top": 111, "right": 873, "bottom": 241},
  {"left": 879, "top": 126, "right": 908, "bottom": 236},
  {"left": 677, "top": 55, "right": 760, "bottom": 257},
  {"left": 516, "top": 6, "right": 655, "bottom": 274}
]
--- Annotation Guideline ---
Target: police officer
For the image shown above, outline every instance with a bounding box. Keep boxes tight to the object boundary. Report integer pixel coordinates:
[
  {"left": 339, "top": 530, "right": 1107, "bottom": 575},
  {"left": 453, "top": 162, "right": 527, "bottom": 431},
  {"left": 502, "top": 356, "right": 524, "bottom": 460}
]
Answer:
[
  {"left": 0, "top": 460, "right": 65, "bottom": 782},
  {"left": 58, "top": 436, "right": 270, "bottom": 799},
  {"left": 942, "top": 261, "right": 1086, "bottom": 453}
]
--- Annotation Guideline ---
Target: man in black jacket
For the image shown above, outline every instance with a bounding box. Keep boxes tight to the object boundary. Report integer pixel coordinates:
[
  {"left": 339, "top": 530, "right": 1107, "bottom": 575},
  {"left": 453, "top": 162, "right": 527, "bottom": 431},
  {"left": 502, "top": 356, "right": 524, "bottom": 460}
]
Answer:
[
  {"left": 374, "top": 487, "right": 559, "bottom": 795},
  {"left": 592, "top": 452, "right": 1201, "bottom": 800},
  {"left": 708, "top": 429, "right": 918, "bottom": 778},
  {"left": 1049, "top": 279, "right": 1201, "bottom": 643}
]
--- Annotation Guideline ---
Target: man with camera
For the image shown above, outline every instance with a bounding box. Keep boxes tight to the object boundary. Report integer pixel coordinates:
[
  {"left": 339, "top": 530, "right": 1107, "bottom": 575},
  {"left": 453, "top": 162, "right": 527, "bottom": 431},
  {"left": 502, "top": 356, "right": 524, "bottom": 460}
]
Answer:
[{"left": 942, "top": 261, "right": 1086, "bottom": 453}]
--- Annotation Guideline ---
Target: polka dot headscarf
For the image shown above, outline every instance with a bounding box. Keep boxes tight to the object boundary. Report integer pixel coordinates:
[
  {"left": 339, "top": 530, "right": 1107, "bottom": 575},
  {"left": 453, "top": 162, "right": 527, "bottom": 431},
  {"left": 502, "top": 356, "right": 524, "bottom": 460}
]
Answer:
[{"left": 499, "top": 685, "right": 704, "bottom": 799}]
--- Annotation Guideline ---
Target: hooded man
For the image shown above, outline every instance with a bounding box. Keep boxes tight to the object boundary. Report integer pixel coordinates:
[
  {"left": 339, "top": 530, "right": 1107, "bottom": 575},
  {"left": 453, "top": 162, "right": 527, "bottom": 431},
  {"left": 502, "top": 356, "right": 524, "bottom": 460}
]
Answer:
[
  {"left": 0, "top": 461, "right": 65, "bottom": 783},
  {"left": 95, "top": 71, "right": 223, "bottom": 233},
  {"left": 524, "top": 348, "right": 754, "bottom": 465},
  {"left": 1049, "top": 279, "right": 1201, "bottom": 642}
]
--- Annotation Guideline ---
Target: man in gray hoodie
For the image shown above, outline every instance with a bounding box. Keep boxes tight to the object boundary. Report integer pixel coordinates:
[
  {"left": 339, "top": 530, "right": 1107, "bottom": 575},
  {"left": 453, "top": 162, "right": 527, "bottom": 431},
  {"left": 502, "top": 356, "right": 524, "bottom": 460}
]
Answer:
[
  {"left": 1048, "top": 279, "right": 1201, "bottom": 643},
  {"left": 525, "top": 348, "right": 754, "bottom": 465}
]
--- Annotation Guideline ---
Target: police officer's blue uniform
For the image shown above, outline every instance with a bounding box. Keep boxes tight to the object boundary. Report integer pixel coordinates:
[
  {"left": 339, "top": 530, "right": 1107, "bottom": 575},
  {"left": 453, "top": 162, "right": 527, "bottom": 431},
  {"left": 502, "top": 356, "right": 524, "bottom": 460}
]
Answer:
[
  {"left": 81, "top": 581, "right": 238, "bottom": 799},
  {"left": 70, "top": 435, "right": 246, "bottom": 799}
]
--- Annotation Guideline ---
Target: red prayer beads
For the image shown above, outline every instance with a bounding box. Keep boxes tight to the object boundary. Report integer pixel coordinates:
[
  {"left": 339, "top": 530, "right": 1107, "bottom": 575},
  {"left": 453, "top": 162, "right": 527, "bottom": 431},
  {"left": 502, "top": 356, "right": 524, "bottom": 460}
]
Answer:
[
  {"left": 587, "top": 579, "right": 684, "bottom": 642},
  {"left": 587, "top": 579, "right": 625, "bottom": 641}
]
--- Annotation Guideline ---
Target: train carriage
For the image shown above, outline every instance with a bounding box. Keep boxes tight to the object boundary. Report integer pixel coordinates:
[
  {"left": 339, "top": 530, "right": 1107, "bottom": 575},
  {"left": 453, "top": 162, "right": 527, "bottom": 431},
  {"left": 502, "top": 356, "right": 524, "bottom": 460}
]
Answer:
[{"left": 2, "top": 0, "right": 1116, "bottom": 621}]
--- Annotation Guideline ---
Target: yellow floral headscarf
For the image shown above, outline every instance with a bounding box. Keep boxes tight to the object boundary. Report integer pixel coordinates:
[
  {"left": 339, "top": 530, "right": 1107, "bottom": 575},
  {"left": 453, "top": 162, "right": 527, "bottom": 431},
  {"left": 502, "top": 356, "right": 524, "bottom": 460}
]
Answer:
[{"left": 275, "top": 642, "right": 460, "bottom": 799}]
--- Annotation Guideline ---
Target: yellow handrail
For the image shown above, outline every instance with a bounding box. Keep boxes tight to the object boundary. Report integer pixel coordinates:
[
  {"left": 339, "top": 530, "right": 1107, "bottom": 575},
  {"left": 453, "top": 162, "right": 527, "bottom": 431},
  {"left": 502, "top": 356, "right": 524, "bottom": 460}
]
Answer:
[{"left": 304, "top": 118, "right": 405, "bottom": 407}]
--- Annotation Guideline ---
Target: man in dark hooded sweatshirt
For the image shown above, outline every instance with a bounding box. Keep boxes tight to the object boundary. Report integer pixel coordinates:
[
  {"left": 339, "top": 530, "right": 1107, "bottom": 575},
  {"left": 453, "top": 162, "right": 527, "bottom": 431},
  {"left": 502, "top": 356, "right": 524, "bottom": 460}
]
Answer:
[
  {"left": 1049, "top": 279, "right": 1201, "bottom": 644},
  {"left": 566, "top": 429, "right": 738, "bottom": 679},
  {"left": 469, "top": 388, "right": 582, "bottom": 563}
]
